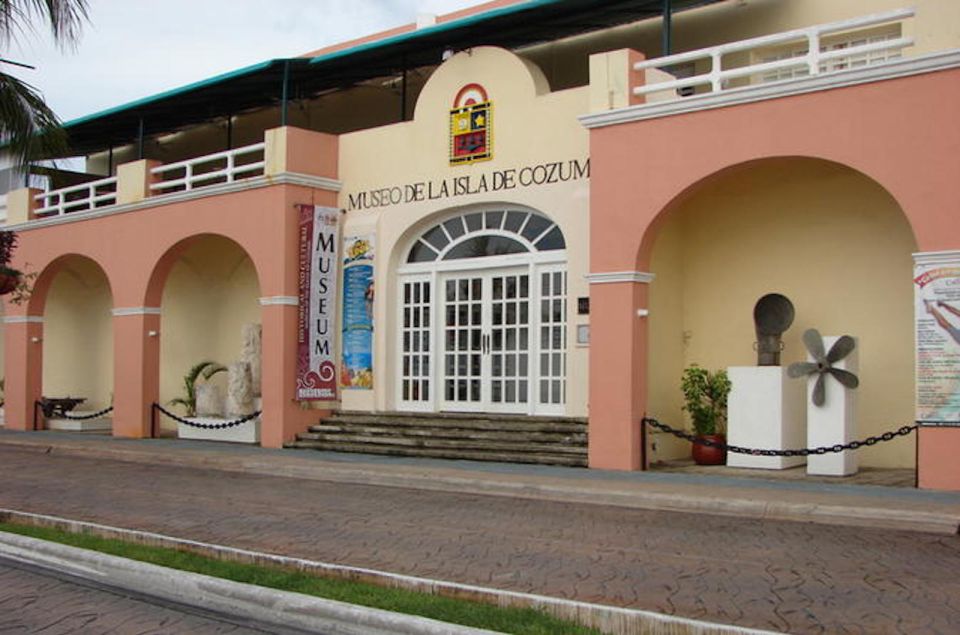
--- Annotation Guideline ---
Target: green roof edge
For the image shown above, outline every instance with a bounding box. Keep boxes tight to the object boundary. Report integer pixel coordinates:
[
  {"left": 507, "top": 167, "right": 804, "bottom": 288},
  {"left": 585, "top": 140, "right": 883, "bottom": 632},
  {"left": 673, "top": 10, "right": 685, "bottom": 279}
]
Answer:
[{"left": 62, "top": 58, "right": 294, "bottom": 129}]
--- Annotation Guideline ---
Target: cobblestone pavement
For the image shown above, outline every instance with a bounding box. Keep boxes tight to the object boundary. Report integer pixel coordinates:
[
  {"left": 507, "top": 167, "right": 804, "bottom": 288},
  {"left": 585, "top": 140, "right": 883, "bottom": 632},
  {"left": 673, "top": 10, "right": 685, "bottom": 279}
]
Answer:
[
  {"left": 0, "top": 556, "right": 305, "bottom": 634},
  {"left": 0, "top": 447, "right": 958, "bottom": 634}
]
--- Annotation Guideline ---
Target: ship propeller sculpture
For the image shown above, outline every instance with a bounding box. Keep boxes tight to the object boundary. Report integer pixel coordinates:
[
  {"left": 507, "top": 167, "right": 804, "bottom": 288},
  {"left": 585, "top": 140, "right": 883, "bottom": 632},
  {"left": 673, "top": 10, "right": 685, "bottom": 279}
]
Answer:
[{"left": 787, "top": 329, "right": 859, "bottom": 407}]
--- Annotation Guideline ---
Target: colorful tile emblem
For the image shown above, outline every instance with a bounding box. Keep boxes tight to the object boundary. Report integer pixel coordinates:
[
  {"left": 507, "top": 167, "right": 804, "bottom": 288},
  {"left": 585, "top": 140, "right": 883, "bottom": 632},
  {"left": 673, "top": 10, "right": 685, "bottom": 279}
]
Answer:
[{"left": 450, "top": 83, "right": 492, "bottom": 166}]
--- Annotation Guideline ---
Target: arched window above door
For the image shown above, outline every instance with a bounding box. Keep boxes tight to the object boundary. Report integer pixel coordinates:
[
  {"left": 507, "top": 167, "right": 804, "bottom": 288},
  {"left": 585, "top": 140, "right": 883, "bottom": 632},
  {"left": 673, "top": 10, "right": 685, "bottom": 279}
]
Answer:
[{"left": 407, "top": 210, "right": 565, "bottom": 263}]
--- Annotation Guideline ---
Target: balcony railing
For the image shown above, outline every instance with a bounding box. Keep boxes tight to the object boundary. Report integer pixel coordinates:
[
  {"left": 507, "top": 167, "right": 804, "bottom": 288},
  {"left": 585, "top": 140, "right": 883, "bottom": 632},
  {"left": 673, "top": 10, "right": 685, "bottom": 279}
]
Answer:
[
  {"left": 34, "top": 175, "right": 118, "bottom": 217},
  {"left": 634, "top": 8, "right": 915, "bottom": 99},
  {"left": 150, "top": 142, "right": 266, "bottom": 195}
]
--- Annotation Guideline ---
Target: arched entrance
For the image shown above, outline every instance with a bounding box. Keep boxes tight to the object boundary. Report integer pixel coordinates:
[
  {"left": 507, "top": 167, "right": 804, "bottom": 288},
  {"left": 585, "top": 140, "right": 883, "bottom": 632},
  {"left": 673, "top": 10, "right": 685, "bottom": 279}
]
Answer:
[
  {"left": 644, "top": 157, "right": 917, "bottom": 468},
  {"left": 38, "top": 255, "right": 114, "bottom": 427},
  {"left": 396, "top": 207, "right": 567, "bottom": 415},
  {"left": 154, "top": 235, "right": 262, "bottom": 436}
]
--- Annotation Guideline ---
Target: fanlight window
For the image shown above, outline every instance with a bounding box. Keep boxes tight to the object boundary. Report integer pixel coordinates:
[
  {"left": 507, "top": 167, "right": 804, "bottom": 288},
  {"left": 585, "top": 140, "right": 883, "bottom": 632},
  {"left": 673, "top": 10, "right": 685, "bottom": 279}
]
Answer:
[{"left": 407, "top": 210, "right": 565, "bottom": 263}]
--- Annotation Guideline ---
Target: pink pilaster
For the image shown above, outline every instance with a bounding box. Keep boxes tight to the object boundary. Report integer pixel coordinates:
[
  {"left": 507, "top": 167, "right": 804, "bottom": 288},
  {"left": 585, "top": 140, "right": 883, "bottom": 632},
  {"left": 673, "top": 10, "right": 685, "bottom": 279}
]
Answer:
[
  {"left": 3, "top": 318, "right": 44, "bottom": 430},
  {"left": 111, "top": 311, "right": 161, "bottom": 438},
  {"left": 587, "top": 281, "right": 648, "bottom": 470}
]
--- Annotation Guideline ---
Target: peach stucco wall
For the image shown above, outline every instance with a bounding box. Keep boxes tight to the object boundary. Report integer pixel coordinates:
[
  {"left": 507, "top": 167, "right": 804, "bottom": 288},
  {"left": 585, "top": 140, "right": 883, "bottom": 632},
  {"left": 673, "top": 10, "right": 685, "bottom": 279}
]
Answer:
[
  {"left": 4, "top": 172, "right": 338, "bottom": 447},
  {"left": 588, "top": 66, "right": 960, "bottom": 486}
]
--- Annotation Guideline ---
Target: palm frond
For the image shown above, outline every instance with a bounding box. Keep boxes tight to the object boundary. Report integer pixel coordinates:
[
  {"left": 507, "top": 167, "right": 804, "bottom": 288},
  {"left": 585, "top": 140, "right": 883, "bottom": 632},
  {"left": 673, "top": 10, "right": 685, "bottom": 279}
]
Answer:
[
  {"left": 0, "top": 71, "right": 68, "bottom": 171},
  {"left": 168, "top": 397, "right": 193, "bottom": 417},
  {"left": 0, "top": 0, "right": 89, "bottom": 50},
  {"left": 201, "top": 363, "right": 227, "bottom": 381}
]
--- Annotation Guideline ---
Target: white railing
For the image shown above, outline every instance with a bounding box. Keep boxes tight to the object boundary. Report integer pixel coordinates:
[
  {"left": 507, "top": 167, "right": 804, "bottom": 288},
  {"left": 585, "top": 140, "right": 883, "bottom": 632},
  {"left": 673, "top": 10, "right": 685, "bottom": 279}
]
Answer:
[
  {"left": 34, "top": 175, "right": 119, "bottom": 217},
  {"left": 634, "top": 8, "right": 915, "bottom": 98},
  {"left": 150, "top": 142, "right": 266, "bottom": 195}
]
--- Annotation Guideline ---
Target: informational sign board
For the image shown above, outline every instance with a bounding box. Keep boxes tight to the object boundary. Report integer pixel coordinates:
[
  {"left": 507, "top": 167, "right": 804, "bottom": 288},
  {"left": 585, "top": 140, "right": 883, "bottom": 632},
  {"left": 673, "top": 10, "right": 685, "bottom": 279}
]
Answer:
[
  {"left": 914, "top": 253, "right": 960, "bottom": 426},
  {"left": 296, "top": 205, "right": 339, "bottom": 401},
  {"left": 341, "top": 234, "right": 375, "bottom": 390}
]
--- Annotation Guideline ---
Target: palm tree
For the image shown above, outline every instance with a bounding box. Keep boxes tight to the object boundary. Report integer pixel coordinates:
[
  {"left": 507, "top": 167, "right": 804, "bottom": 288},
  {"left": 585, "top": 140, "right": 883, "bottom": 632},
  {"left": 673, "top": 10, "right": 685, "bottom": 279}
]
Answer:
[{"left": 0, "top": 0, "right": 88, "bottom": 172}]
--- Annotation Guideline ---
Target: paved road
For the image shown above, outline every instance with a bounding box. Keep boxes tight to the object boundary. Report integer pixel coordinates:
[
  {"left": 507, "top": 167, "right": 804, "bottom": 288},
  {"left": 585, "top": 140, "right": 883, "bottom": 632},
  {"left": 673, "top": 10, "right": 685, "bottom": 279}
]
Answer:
[
  {"left": 0, "top": 447, "right": 958, "bottom": 634},
  {"left": 0, "top": 555, "right": 311, "bottom": 634}
]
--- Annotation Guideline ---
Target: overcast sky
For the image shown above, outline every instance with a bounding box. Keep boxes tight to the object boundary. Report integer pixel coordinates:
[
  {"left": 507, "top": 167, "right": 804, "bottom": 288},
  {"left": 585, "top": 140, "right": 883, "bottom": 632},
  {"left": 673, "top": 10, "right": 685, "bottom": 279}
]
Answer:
[{"left": 6, "top": 0, "right": 487, "bottom": 123}]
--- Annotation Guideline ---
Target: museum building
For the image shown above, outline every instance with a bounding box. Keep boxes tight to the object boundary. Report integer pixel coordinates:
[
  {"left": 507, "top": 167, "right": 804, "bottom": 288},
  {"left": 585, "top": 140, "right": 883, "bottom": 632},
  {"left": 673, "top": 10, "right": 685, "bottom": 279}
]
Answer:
[{"left": 2, "top": 0, "right": 959, "bottom": 490}]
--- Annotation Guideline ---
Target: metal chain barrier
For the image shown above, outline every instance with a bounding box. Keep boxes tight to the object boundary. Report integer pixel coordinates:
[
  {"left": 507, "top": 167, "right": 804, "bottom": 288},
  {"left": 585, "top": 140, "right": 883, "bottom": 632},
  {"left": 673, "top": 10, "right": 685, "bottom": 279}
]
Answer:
[
  {"left": 642, "top": 416, "right": 917, "bottom": 457},
  {"left": 58, "top": 406, "right": 114, "bottom": 420},
  {"left": 153, "top": 403, "right": 261, "bottom": 430}
]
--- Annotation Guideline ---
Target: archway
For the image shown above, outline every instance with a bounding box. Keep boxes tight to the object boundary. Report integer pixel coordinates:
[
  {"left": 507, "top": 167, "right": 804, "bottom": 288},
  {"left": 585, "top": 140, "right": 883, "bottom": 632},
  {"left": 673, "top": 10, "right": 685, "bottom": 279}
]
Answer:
[
  {"left": 39, "top": 255, "right": 115, "bottom": 429},
  {"left": 644, "top": 157, "right": 917, "bottom": 469},
  {"left": 154, "top": 235, "right": 262, "bottom": 436},
  {"left": 394, "top": 207, "right": 568, "bottom": 415}
]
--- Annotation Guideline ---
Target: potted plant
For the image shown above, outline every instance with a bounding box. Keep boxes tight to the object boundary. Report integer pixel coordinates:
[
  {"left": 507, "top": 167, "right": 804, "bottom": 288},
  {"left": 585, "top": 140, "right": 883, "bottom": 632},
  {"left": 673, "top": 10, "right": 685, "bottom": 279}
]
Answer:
[
  {"left": 680, "top": 365, "right": 731, "bottom": 465},
  {"left": 169, "top": 361, "right": 227, "bottom": 417}
]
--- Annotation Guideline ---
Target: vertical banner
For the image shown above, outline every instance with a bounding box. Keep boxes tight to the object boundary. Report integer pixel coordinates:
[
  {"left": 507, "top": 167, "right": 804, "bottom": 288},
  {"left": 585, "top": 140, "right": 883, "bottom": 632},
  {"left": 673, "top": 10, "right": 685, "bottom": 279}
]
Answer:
[
  {"left": 297, "top": 205, "right": 339, "bottom": 401},
  {"left": 341, "top": 234, "right": 375, "bottom": 389},
  {"left": 914, "top": 254, "right": 960, "bottom": 425}
]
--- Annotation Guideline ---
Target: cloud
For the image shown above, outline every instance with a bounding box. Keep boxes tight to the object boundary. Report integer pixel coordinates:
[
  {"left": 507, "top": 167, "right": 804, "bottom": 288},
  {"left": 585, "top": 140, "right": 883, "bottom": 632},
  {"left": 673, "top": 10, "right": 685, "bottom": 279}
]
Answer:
[{"left": 6, "top": 0, "right": 484, "bottom": 121}]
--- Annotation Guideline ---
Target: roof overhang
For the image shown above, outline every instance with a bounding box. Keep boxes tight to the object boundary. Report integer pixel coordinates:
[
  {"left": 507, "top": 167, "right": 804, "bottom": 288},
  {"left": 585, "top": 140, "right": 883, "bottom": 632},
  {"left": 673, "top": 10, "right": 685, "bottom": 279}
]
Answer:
[{"left": 61, "top": 0, "right": 723, "bottom": 157}]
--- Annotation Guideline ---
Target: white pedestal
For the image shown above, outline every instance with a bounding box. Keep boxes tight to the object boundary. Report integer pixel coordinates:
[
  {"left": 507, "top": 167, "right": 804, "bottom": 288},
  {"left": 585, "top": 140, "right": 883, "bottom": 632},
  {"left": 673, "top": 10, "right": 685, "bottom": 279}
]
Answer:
[
  {"left": 727, "top": 367, "right": 806, "bottom": 469},
  {"left": 178, "top": 417, "right": 260, "bottom": 444},
  {"left": 807, "top": 336, "right": 858, "bottom": 476},
  {"left": 47, "top": 414, "right": 113, "bottom": 432}
]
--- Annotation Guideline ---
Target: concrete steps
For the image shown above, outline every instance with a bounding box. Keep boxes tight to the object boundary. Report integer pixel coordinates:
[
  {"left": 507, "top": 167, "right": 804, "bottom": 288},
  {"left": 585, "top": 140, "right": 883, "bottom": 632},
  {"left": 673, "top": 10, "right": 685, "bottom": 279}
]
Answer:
[{"left": 286, "top": 411, "right": 588, "bottom": 467}]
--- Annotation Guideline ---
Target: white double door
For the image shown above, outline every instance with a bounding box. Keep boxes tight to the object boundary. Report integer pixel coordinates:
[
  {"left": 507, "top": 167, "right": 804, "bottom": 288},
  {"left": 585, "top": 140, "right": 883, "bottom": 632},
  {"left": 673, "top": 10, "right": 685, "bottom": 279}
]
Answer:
[{"left": 440, "top": 268, "right": 532, "bottom": 413}]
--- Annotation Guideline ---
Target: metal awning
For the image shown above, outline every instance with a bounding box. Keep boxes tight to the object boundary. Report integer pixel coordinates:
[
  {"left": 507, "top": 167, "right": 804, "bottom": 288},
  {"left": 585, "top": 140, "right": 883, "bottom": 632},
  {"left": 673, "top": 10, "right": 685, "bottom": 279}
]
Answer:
[{"left": 61, "top": 0, "right": 722, "bottom": 156}]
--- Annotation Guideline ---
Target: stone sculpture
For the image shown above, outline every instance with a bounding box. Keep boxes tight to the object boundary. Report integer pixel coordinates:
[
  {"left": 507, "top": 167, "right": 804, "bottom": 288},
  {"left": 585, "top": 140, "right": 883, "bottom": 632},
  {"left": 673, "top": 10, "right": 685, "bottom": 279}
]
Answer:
[
  {"left": 195, "top": 383, "right": 223, "bottom": 417},
  {"left": 225, "top": 361, "right": 255, "bottom": 417},
  {"left": 753, "top": 293, "right": 795, "bottom": 366},
  {"left": 241, "top": 323, "right": 262, "bottom": 397}
]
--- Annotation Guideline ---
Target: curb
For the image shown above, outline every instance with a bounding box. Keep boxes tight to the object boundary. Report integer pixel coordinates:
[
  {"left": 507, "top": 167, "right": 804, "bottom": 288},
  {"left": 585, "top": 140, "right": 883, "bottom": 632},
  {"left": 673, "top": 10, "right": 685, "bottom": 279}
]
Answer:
[
  {"left": 0, "top": 529, "right": 496, "bottom": 635},
  {"left": 0, "top": 509, "right": 778, "bottom": 635},
  {"left": 1, "top": 436, "right": 958, "bottom": 535}
]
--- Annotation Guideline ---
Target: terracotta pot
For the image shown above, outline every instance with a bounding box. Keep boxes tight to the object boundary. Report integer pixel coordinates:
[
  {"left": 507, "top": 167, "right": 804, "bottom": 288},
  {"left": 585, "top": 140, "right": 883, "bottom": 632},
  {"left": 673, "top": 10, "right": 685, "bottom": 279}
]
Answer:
[
  {"left": 0, "top": 270, "right": 20, "bottom": 295},
  {"left": 692, "top": 434, "right": 727, "bottom": 465}
]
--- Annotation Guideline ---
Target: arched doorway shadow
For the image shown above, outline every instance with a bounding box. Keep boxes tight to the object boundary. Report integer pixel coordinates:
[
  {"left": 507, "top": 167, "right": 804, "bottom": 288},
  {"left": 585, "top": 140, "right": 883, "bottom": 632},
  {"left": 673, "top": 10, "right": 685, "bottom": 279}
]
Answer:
[
  {"left": 147, "top": 234, "right": 263, "bottom": 437},
  {"left": 34, "top": 255, "right": 115, "bottom": 429},
  {"left": 642, "top": 157, "right": 918, "bottom": 469}
]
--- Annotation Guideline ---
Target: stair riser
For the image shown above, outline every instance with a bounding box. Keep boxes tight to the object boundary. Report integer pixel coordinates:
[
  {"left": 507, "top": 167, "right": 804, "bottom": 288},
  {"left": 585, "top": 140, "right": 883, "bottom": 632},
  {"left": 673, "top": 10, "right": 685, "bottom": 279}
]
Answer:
[
  {"left": 324, "top": 417, "right": 586, "bottom": 433},
  {"left": 287, "top": 441, "right": 587, "bottom": 467},
  {"left": 304, "top": 427, "right": 586, "bottom": 444},
  {"left": 299, "top": 434, "right": 587, "bottom": 454}
]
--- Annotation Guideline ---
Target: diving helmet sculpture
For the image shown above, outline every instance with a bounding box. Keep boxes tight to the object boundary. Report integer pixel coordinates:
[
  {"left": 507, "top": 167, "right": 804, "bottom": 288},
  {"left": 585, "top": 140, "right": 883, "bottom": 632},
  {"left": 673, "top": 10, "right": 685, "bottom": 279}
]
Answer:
[{"left": 753, "top": 293, "right": 795, "bottom": 366}]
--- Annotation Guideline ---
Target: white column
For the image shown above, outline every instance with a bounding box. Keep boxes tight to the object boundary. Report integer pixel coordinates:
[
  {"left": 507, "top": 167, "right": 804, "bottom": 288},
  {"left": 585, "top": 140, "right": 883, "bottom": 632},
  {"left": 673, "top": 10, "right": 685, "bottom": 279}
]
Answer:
[{"left": 807, "top": 336, "right": 858, "bottom": 476}]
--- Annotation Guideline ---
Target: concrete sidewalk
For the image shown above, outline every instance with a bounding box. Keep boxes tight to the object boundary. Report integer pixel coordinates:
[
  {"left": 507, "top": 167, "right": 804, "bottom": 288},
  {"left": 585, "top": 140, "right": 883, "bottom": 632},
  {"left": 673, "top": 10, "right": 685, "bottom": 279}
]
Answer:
[{"left": 1, "top": 429, "right": 958, "bottom": 534}]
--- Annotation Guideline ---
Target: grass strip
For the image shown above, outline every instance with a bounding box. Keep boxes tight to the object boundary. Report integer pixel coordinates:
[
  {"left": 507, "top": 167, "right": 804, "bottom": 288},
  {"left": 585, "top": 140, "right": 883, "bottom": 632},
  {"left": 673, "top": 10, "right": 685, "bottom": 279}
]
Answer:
[{"left": 0, "top": 521, "right": 600, "bottom": 635}]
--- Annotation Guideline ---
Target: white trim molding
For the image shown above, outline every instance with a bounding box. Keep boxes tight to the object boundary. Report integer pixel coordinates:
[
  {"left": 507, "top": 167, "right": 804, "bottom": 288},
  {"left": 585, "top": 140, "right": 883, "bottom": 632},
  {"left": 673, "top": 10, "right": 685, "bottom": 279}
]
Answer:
[
  {"left": 111, "top": 307, "right": 161, "bottom": 317},
  {"left": 7, "top": 172, "right": 342, "bottom": 234},
  {"left": 913, "top": 250, "right": 960, "bottom": 266},
  {"left": 3, "top": 315, "right": 43, "bottom": 324},
  {"left": 259, "top": 296, "right": 299, "bottom": 307},
  {"left": 580, "top": 50, "right": 960, "bottom": 129},
  {"left": 585, "top": 271, "right": 655, "bottom": 284}
]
